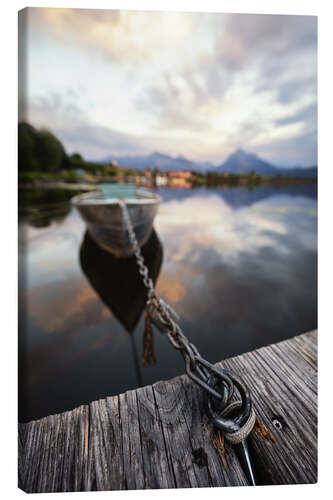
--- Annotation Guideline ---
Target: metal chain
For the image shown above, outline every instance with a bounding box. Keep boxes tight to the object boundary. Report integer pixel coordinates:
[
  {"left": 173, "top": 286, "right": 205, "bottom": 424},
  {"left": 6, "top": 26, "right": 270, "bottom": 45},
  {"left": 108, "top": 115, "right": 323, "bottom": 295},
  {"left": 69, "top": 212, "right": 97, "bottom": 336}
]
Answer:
[
  {"left": 119, "top": 198, "right": 255, "bottom": 420},
  {"left": 120, "top": 197, "right": 257, "bottom": 485},
  {"left": 119, "top": 198, "right": 236, "bottom": 402},
  {"left": 120, "top": 198, "right": 155, "bottom": 295}
]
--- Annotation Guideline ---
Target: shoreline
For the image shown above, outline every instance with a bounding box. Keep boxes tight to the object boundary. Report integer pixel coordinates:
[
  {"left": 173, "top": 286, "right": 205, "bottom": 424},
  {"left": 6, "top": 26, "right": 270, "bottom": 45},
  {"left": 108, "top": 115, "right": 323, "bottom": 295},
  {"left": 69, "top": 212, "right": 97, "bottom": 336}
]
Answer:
[
  {"left": 18, "top": 181, "right": 97, "bottom": 191},
  {"left": 18, "top": 178, "right": 317, "bottom": 192}
]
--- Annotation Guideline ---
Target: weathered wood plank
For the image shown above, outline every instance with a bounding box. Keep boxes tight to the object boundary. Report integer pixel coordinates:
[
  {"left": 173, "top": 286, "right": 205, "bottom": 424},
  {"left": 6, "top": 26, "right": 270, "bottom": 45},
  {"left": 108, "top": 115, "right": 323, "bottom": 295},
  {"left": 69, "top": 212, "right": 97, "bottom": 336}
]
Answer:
[
  {"left": 18, "top": 330, "right": 317, "bottom": 492},
  {"left": 178, "top": 373, "right": 248, "bottom": 487},
  {"left": 118, "top": 389, "right": 146, "bottom": 489},
  {"left": 152, "top": 377, "right": 201, "bottom": 488},
  {"left": 89, "top": 395, "right": 124, "bottom": 491},
  {"left": 223, "top": 330, "right": 317, "bottom": 485},
  {"left": 135, "top": 384, "right": 176, "bottom": 489},
  {"left": 152, "top": 373, "right": 248, "bottom": 487}
]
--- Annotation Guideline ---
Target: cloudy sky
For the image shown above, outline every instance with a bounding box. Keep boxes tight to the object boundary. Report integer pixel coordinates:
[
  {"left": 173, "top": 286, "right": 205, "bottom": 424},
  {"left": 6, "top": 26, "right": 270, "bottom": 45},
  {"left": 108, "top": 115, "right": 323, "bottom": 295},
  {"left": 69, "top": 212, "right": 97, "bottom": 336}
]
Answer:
[{"left": 19, "top": 8, "right": 317, "bottom": 166}]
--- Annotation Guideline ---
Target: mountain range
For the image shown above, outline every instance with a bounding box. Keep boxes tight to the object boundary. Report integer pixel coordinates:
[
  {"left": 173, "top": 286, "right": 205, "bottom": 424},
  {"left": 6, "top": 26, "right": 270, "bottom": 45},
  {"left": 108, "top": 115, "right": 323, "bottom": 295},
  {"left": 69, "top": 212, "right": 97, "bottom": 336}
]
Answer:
[{"left": 100, "top": 149, "right": 317, "bottom": 178}]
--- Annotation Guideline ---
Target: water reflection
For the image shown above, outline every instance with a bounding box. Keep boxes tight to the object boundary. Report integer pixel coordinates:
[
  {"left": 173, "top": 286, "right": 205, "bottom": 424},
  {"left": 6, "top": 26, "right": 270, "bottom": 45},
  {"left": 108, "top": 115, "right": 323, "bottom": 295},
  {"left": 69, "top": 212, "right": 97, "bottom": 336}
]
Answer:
[
  {"left": 80, "top": 229, "right": 163, "bottom": 332},
  {"left": 80, "top": 229, "right": 163, "bottom": 386},
  {"left": 157, "top": 184, "right": 317, "bottom": 205},
  {"left": 18, "top": 186, "right": 317, "bottom": 422},
  {"left": 19, "top": 203, "right": 71, "bottom": 228},
  {"left": 19, "top": 188, "right": 76, "bottom": 228},
  {"left": 153, "top": 187, "right": 317, "bottom": 369}
]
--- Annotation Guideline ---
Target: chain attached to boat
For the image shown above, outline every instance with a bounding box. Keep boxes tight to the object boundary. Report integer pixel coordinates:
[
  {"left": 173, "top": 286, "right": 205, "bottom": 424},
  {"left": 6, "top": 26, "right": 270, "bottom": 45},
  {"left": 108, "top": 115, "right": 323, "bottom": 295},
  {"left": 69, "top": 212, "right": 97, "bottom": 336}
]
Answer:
[{"left": 119, "top": 198, "right": 257, "bottom": 450}]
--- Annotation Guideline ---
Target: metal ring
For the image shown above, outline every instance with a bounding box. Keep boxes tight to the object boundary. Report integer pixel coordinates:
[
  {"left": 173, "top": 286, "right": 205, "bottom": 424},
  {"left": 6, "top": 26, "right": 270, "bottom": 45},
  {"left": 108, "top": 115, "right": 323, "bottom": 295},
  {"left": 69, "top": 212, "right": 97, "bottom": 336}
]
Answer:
[
  {"left": 195, "top": 356, "right": 235, "bottom": 401},
  {"left": 205, "top": 369, "right": 252, "bottom": 434}
]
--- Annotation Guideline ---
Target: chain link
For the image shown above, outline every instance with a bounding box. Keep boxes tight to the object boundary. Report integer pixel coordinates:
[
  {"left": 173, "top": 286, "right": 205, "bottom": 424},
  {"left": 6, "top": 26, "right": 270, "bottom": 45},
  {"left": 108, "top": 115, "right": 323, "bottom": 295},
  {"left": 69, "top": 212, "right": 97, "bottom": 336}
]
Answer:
[
  {"left": 119, "top": 197, "right": 257, "bottom": 483},
  {"left": 120, "top": 197, "right": 254, "bottom": 430},
  {"left": 119, "top": 198, "right": 155, "bottom": 294},
  {"left": 119, "top": 197, "right": 236, "bottom": 402}
]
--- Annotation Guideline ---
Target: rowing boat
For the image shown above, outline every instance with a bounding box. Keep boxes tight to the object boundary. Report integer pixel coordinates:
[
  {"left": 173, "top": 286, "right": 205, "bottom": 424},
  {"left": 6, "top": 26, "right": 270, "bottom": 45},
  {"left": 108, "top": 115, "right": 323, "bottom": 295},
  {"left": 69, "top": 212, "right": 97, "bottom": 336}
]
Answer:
[{"left": 71, "top": 183, "right": 161, "bottom": 257}]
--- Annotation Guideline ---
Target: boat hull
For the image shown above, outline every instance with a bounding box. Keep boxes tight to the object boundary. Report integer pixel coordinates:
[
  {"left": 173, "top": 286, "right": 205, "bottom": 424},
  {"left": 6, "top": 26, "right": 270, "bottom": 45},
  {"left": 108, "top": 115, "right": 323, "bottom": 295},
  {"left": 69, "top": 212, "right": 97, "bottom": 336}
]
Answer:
[{"left": 71, "top": 189, "right": 161, "bottom": 258}]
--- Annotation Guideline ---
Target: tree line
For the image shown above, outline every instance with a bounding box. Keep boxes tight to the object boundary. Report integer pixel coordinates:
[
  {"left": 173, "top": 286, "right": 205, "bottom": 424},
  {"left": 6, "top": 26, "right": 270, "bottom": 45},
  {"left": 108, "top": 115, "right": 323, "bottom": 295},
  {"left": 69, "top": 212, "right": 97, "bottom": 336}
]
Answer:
[
  {"left": 18, "top": 122, "right": 114, "bottom": 178},
  {"left": 18, "top": 122, "right": 317, "bottom": 188}
]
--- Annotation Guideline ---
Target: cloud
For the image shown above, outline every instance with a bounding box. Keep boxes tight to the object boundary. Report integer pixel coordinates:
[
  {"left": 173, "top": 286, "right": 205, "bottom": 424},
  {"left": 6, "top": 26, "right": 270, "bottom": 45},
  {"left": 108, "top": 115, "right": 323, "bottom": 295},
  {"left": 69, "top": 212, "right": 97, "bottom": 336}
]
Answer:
[
  {"left": 23, "top": 92, "right": 235, "bottom": 161},
  {"left": 140, "top": 14, "right": 317, "bottom": 109},
  {"left": 27, "top": 8, "right": 199, "bottom": 65},
  {"left": 276, "top": 102, "right": 317, "bottom": 127},
  {"left": 22, "top": 9, "right": 317, "bottom": 165},
  {"left": 60, "top": 123, "right": 147, "bottom": 158},
  {"left": 133, "top": 13, "right": 317, "bottom": 164},
  {"left": 277, "top": 77, "right": 316, "bottom": 105},
  {"left": 136, "top": 72, "right": 212, "bottom": 132},
  {"left": 256, "top": 129, "right": 317, "bottom": 167},
  {"left": 24, "top": 93, "right": 150, "bottom": 158},
  {"left": 216, "top": 14, "right": 316, "bottom": 71}
]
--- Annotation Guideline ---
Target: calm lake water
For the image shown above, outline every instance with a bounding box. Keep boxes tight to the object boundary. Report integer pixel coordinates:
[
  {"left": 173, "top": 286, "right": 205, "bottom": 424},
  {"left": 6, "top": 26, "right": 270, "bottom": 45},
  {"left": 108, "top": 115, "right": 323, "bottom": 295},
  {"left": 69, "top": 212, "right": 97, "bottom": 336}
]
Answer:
[{"left": 18, "top": 185, "right": 317, "bottom": 422}]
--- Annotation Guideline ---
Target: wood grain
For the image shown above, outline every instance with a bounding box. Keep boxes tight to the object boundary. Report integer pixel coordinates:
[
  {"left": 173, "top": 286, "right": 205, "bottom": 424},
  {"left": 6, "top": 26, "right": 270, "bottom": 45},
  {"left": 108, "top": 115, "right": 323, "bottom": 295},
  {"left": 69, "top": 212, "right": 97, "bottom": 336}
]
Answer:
[{"left": 18, "top": 330, "right": 317, "bottom": 492}]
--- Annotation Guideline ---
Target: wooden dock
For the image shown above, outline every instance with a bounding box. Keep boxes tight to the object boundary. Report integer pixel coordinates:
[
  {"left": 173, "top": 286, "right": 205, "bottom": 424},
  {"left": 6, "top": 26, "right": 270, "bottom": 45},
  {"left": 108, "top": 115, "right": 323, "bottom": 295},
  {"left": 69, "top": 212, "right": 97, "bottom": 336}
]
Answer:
[{"left": 18, "top": 330, "right": 317, "bottom": 492}]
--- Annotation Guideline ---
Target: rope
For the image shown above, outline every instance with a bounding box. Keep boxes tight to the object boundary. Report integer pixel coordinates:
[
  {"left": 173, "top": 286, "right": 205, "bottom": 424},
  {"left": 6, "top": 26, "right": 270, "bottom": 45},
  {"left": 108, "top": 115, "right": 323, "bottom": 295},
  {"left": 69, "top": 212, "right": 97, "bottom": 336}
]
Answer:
[{"left": 225, "top": 407, "right": 256, "bottom": 444}]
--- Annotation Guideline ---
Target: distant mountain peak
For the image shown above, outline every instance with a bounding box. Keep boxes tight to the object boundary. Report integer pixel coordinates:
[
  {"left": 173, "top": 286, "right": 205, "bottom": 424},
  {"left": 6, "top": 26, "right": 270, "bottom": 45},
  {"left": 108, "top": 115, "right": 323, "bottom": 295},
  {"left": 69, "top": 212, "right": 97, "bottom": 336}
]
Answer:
[
  {"left": 98, "top": 149, "right": 317, "bottom": 178},
  {"left": 219, "top": 149, "right": 276, "bottom": 175},
  {"left": 230, "top": 149, "right": 257, "bottom": 159},
  {"left": 149, "top": 151, "right": 170, "bottom": 159}
]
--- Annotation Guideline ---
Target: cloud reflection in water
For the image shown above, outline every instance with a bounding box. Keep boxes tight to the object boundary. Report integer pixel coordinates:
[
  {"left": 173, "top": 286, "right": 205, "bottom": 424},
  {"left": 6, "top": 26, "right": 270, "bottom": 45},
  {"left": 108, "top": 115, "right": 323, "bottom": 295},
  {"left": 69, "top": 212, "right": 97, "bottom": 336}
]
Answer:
[
  {"left": 153, "top": 189, "right": 316, "bottom": 367},
  {"left": 19, "top": 187, "right": 317, "bottom": 421}
]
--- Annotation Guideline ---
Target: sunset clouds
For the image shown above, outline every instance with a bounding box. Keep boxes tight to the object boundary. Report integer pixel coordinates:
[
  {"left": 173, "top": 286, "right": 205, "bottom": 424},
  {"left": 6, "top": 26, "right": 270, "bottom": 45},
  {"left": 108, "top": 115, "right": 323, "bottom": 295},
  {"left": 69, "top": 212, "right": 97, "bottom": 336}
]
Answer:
[{"left": 19, "top": 8, "right": 317, "bottom": 166}]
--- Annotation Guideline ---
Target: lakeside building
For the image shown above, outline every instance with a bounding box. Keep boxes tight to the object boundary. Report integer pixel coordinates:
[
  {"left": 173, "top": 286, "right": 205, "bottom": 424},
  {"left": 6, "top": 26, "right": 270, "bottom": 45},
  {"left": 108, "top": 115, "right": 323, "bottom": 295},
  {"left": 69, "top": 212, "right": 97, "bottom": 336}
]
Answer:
[
  {"left": 155, "top": 173, "right": 168, "bottom": 186},
  {"left": 168, "top": 170, "right": 193, "bottom": 188}
]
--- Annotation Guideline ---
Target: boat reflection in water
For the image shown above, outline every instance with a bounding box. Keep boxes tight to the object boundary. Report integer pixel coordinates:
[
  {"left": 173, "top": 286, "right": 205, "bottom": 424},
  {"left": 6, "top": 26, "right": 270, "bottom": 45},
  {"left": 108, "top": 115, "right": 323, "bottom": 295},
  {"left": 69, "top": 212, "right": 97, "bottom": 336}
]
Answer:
[{"left": 79, "top": 228, "right": 163, "bottom": 386}]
